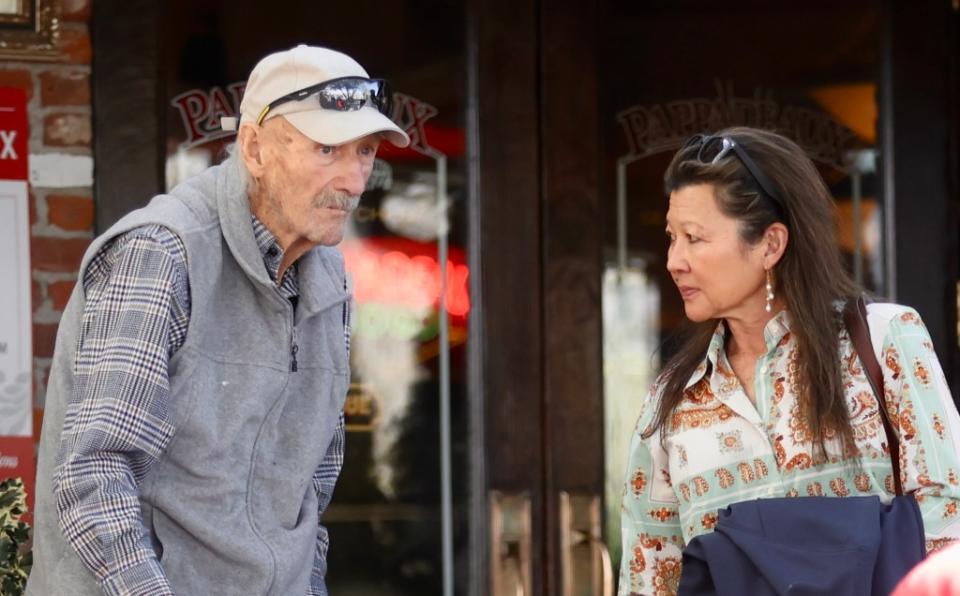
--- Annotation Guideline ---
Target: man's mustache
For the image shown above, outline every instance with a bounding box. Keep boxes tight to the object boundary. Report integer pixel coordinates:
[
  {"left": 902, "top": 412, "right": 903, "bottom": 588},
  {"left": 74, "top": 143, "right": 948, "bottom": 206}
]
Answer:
[{"left": 315, "top": 192, "right": 361, "bottom": 211}]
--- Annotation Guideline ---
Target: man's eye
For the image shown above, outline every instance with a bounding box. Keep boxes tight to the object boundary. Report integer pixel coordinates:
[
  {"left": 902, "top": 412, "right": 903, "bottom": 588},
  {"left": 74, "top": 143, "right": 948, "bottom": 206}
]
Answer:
[{"left": 320, "top": 145, "right": 335, "bottom": 155}]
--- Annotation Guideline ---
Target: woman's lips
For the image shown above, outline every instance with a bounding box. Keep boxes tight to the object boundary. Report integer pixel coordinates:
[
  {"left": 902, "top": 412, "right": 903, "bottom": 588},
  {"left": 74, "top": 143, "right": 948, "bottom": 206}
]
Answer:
[{"left": 678, "top": 286, "right": 699, "bottom": 300}]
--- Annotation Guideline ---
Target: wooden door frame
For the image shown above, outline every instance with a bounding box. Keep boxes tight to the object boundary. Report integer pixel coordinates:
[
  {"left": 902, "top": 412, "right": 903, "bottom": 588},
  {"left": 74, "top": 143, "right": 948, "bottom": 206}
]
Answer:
[
  {"left": 467, "top": 0, "right": 545, "bottom": 593},
  {"left": 540, "top": 1, "right": 605, "bottom": 594},
  {"left": 92, "top": 1, "right": 599, "bottom": 593},
  {"left": 468, "top": 1, "right": 960, "bottom": 594},
  {"left": 468, "top": 0, "right": 604, "bottom": 594}
]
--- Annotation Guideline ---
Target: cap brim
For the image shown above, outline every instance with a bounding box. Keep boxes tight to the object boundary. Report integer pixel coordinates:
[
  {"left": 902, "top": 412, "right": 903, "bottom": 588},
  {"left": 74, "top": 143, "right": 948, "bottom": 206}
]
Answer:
[{"left": 283, "top": 106, "right": 410, "bottom": 148}]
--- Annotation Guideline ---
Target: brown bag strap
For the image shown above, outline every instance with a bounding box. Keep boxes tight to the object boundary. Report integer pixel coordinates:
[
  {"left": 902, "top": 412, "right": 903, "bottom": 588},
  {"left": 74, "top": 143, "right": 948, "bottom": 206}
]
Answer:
[{"left": 843, "top": 296, "right": 903, "bottom": 496}]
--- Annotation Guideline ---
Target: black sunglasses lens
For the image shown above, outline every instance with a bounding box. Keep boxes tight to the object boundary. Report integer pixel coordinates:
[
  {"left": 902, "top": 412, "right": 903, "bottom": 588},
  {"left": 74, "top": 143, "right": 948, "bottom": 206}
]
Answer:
[{"left": 376, "top": 81, "right": 393, "bottom": 117}]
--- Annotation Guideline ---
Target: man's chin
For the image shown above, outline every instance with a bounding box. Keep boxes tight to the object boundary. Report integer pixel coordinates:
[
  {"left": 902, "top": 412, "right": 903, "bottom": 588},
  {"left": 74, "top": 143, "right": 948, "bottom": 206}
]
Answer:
[{"left": 311, "top": 227, "right": 346, "bottom": 247}]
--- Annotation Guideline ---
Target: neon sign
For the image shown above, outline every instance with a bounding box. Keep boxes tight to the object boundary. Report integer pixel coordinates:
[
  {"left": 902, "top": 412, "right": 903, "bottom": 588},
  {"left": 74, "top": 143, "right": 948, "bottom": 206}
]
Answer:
[{"left": 341, "top": 238, "right": 470, "bottom": 319}]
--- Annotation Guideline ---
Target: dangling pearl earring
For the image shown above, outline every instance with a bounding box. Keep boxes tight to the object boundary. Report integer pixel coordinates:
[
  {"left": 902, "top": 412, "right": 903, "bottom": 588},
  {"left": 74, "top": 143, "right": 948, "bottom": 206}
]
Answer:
[{"left": 765, "top": 270, "right": 775, "bottom": 313}]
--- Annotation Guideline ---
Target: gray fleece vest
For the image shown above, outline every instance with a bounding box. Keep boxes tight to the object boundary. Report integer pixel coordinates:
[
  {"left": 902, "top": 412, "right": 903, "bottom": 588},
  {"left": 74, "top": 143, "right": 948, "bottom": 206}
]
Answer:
[{"left": 27, "top": 157, "right": 350, "bottom": 595}]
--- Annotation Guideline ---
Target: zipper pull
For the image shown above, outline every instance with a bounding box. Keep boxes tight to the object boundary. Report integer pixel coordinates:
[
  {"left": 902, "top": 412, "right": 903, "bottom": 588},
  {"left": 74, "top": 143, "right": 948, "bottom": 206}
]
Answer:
[{"left": 291, "top": 342, "right": 299, "bottom": 372}]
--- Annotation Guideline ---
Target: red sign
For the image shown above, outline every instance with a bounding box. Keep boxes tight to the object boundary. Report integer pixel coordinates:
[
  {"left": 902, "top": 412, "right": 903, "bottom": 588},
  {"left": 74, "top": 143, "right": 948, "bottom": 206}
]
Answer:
[
  {"left": 0, "top": 88, "right": 28, "bottom": 180},
  {"left": 341, "top": 236, "right": 470, "bottom": 320},
  {"left": 0, "top": 86, "right": 33, "bottom": 515}
]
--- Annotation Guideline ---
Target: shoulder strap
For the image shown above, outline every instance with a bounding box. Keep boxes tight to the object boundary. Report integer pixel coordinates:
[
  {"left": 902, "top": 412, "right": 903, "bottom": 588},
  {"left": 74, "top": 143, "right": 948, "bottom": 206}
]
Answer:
[{"left": 843, "top": 296, "right": 903, "bottom": 496}]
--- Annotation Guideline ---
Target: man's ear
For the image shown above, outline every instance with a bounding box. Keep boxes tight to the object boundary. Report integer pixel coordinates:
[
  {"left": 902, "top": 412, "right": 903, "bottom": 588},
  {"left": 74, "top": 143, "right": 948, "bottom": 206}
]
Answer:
[
  {"left": 762, "top": 222, "right": 789, "bottom": 269},
  {"left": 238, "top": 123, "right": 267, "bottom": 178}
]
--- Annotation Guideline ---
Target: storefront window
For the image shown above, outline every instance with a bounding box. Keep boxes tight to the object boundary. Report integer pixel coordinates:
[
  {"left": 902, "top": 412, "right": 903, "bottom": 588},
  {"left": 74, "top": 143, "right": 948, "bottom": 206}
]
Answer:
[
  {"left": 162, "top": 3, "right": 469, "bottom": 593},
  {"left": 599, "top": 1, "right": 885, "bottom": 568}
]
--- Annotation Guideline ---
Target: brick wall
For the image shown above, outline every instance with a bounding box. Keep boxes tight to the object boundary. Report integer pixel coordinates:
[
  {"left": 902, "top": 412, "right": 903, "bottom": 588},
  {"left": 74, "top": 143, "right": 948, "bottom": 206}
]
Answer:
[{"left": 0, "top": 0, "right": 94, "bottom": 434}]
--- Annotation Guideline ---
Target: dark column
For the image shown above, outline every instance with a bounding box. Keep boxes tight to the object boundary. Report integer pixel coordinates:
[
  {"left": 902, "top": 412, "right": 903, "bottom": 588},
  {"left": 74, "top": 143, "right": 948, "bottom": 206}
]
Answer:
[
  {"left": 886, "top": 0, "right": 959, "bottom": 399},
  {"left": 467, "top": 0, "right": 544, "bottom": 594},
  {"left": 541, "top": 0, "right": 604, "bottom": 594},
  {"left": 92, "top": 0, "right": 164, "bottom": 232}
]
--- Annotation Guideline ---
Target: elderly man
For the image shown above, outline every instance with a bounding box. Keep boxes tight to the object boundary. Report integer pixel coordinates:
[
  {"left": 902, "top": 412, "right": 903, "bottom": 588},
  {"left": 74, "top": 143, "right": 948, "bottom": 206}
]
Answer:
[{"left": 27, "top": 45, "right": 409, "bottom": 596}]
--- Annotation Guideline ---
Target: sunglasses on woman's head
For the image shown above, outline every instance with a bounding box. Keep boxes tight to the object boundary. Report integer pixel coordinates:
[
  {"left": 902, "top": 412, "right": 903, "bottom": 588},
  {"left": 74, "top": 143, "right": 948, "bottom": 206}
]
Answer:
[
  {"left": 256, "top": 76, "right": 392, "bottom": 126},
  {"left": 681, "top": 134, "right": 786, "bottom": 218}
]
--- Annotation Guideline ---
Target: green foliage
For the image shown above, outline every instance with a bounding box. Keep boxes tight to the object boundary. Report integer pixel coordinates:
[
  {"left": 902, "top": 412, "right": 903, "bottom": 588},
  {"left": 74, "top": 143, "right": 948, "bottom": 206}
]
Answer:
[{"left": 0, "top": 478, "right": 32, "bottom": 596}]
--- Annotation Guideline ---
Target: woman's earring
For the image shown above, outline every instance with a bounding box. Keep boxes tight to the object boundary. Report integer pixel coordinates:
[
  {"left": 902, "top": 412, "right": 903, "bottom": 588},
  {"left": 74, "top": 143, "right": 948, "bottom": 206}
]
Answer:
[{"left": 765, "top": 270, "right": 774, "bottom": 313}]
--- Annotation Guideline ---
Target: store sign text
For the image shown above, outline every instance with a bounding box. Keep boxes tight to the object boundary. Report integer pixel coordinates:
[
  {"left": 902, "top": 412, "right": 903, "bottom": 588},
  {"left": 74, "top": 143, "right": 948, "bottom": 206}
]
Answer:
[
  {"left": 617, "top": 80, "right": 855, "bottom": 171},
  {"left": 172, "top": 85, "right": 443, "bottom": 156},
  {"left": 0, "top": 130, "right": 17, "bottom": 159},
  {"left": 171, "top": 83, "right": 246, "bottom": 148}
]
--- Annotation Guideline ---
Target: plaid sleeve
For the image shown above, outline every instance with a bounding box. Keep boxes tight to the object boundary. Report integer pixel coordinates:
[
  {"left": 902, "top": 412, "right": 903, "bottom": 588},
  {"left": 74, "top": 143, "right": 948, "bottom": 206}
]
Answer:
[
  {"left": 307, "top": 412, "right": 345, "bottom": 596},
  {"left": 52, "top": 225, "right": 189, "bottom": 596}
]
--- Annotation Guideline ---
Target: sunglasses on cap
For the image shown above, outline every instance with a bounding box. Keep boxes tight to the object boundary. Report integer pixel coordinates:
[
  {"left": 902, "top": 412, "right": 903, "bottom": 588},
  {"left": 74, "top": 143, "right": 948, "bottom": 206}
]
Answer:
[
  {"left": 681, "top": 134, "right": 786, "bottom": 218},
  {"left": 255, "top": 76, "right": 393, "bottom": 126}
]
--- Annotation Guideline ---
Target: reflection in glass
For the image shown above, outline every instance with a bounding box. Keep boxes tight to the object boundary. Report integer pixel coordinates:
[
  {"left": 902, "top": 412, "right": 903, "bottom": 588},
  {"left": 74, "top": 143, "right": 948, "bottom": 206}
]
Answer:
[
  {"left": 0, "top": 0, "right": 21, "bottom": 15},
  {"left": 602, "top": 262, "right": 659, "bottom": 567}
]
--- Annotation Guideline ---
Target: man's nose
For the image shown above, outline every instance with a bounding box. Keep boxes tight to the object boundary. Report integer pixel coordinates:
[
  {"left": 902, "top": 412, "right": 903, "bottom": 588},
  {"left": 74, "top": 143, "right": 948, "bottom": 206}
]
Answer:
[{"left": 336, "top": 157, "right": 368, "bottom": 197}]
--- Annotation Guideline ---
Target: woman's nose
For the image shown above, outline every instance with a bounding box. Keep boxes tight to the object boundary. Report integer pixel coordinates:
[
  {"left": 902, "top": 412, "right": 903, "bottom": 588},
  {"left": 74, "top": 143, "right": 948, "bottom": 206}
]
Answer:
[{"left": 666, "top": 243, "right": 688, "bottom": 274}]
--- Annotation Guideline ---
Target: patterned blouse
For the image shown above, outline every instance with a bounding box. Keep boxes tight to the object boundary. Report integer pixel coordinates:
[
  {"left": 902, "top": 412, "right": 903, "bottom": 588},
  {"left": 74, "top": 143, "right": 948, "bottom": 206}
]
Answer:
[{"left": 618, "top": 303, "right": 960, "bottom": 596}]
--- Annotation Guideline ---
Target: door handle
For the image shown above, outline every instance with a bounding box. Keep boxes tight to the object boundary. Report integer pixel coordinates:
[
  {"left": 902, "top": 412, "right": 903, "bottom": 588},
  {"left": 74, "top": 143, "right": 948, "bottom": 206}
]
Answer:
[
  {"left": 490, "top": 491, "right": 531, "bottom": 596},
  {"left": 560, "top": 491, "right": 614, "bottom": 596},
  {"left": 593, "top": 537, "right": 615, "bottom": 596}
]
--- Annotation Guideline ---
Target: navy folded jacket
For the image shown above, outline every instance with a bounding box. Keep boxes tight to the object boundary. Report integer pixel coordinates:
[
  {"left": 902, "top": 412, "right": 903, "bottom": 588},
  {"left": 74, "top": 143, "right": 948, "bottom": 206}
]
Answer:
[{"left": 678, "top": 496, "right": 925, "bottom": 596}]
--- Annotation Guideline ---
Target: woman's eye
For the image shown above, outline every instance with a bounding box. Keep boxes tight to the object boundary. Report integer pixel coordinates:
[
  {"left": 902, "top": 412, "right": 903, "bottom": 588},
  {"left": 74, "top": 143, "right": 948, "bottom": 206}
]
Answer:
[
  {"left": 686, "top": 234, "right": 700, "bottom": 243},
  {"left": 319, "top": 145, "right": 335, "bottom": 155}
]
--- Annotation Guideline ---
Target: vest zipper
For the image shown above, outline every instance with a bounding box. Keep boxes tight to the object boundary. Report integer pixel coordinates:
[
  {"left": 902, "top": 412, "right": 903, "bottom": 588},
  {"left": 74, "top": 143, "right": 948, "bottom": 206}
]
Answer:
[{"left": 290, "top": 304, "right": 298, "bottom": 372}]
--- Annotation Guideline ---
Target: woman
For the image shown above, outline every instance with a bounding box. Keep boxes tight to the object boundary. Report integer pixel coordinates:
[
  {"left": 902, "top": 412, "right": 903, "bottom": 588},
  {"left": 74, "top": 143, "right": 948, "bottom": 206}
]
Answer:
[{"left": 618, "top": 127, "right": 960, "bottom": 596}]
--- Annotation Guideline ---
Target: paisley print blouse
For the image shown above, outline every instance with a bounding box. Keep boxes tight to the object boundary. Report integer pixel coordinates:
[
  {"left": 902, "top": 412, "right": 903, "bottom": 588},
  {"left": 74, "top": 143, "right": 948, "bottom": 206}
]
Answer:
[{"left": 619, "top": 303, "right": 960, "bottom": 596}]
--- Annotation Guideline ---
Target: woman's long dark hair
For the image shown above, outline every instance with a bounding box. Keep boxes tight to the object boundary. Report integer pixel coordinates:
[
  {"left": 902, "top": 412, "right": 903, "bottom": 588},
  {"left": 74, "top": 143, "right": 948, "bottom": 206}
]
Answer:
[{"left": 643, "top": 127, "right": 861, "bottom": 459}]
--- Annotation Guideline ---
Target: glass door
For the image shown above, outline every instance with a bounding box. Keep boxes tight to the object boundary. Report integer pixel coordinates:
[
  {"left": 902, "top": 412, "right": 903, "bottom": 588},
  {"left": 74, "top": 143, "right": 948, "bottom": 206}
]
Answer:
[
  {"left": 598, "top": 0, "right": 887, "bottom": 575},
  {"left": 162, "top": 3, "right": 471, "bottom": 594}
]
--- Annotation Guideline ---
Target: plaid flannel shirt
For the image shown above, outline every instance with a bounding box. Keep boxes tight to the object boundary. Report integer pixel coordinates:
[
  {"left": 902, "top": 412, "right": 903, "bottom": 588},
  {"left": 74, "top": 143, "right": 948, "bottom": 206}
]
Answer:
[{"left": 53, "top": 217, "right": 346, "bottom": 596}]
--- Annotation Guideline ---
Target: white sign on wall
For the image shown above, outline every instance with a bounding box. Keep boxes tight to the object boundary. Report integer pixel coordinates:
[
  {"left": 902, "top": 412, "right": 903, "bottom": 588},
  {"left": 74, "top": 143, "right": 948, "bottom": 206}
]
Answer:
[{"left": 0, "top": 178, "right": 31, "bottom": 437}]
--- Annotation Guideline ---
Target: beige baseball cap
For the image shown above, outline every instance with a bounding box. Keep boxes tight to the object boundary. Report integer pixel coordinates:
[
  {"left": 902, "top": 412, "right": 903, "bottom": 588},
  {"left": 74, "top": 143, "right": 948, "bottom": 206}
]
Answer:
[{"left": 222, "top": 45, "right": 409, "bottom": 147}]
